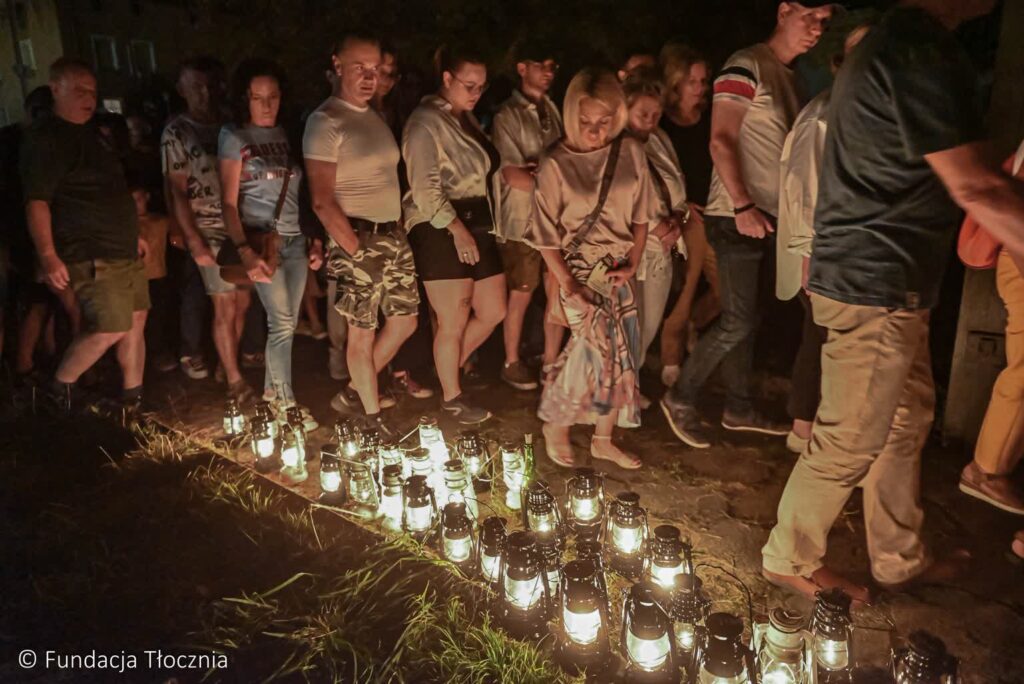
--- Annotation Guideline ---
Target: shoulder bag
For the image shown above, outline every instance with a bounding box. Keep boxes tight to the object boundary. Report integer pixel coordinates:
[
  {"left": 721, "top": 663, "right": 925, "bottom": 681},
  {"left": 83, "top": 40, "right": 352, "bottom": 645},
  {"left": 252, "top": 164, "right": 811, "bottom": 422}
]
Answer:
[{"left": 217, "top": 169, "right": 291, "bottom": 286}]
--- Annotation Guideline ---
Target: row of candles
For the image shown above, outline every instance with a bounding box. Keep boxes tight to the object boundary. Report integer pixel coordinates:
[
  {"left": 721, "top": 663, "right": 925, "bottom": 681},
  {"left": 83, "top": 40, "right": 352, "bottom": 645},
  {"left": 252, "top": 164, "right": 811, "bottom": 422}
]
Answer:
[{"left": 222, "top": 401, "right": 960, "bottom": 683}]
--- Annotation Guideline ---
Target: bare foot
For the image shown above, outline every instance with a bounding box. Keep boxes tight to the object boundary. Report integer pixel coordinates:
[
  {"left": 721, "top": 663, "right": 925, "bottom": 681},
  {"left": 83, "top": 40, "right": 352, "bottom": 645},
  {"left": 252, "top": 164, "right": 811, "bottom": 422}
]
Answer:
[{"left": 591, "top": 436, "right": 642, "bottom": 470}]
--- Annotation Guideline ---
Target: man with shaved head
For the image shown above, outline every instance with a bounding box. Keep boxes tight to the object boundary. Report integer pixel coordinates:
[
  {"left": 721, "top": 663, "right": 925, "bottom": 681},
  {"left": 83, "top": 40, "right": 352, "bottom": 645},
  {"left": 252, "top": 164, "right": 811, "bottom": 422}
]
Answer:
[{"left": 22, "top": 58, "right": 149, "bottom": 411}]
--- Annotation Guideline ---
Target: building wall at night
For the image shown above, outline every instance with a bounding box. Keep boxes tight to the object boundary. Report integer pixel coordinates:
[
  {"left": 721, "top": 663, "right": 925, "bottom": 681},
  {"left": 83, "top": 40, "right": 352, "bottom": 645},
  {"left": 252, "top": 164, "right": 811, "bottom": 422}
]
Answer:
[
  {"left": 0, "top": 0, "right": 64, "bottom": 125},
  {"left": 52, "top": 0, "right": 202, "bottom": 111},
  {"left": 1, "top": 0, "right": 203, "bottom": 123}
]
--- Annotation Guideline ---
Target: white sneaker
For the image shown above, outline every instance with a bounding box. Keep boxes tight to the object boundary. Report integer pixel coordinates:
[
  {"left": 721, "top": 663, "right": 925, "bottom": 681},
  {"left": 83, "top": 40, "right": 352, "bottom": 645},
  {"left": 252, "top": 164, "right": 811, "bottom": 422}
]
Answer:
[
  {"left": 786, "top": 431, "right": 809, "bottom": 454},
  {"left": 661, "top": 364, "right": 680, "bottom": 387},
  {"left": 180, "top": 355, "right": 209, "bottom": 380},
  {"left": 281, "top": 403, "right": 319, "bottom": 433}
]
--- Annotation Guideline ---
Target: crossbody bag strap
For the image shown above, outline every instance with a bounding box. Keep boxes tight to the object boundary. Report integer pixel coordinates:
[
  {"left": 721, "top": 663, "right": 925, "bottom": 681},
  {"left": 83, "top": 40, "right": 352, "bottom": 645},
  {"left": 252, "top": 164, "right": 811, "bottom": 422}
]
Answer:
[
  {"left": 271, "top": 168, "right": 292, "bottom": 228},
  {"left": 566, "top": 135, "right": 623, "bottom": 254}
]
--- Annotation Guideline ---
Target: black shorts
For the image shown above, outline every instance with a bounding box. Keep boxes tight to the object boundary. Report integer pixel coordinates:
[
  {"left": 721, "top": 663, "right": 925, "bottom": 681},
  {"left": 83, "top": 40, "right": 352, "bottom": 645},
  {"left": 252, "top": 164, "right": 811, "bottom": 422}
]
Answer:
[{"left": 408, "top": 222, "right": 504, "bottom": 282}]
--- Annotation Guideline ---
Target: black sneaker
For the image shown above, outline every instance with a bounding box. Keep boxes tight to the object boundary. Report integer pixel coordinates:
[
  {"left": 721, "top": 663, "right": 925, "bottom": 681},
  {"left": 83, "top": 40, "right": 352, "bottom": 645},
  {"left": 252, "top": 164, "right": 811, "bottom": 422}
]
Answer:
[
  {"left": 441, "top": 395, "right": 491, "bottom": 425},
  {"left": 364, "top": 413, "right": 398, "bottom": 440},
  {"left": 659, "top": 396, "right": 711, "bottom": 449},
  {"left": 461, "top": 367, "right": 489, "bottom": 389},
  {"left": 721, "top": 409, "right": 789, "bottom": 436},
  {"left": 120, "top": 394, "right": 144, "bottom": 422},
  {"left": 330, "top": 385, "right": 362, "bottom": 414},
  {"left": 501, "top": 361, "right": 539, "bottom": 391},
  {"left": 44, "top": 380, "right": 74, "bottom": 415}
]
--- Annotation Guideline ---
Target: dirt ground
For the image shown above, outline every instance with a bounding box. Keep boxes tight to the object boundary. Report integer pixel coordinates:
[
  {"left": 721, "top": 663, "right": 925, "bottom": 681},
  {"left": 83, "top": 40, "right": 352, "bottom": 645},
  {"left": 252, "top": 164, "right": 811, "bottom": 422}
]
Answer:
[{"left": 143, "top": 334, "right": 1024, "bottom": 683}]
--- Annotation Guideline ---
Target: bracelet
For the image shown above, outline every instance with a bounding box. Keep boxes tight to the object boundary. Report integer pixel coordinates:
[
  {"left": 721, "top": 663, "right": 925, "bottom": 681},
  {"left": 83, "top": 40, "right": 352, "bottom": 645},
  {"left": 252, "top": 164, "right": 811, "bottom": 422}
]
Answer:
[{"left": 734, "top": 203, "right": 757, "bottom": 215}]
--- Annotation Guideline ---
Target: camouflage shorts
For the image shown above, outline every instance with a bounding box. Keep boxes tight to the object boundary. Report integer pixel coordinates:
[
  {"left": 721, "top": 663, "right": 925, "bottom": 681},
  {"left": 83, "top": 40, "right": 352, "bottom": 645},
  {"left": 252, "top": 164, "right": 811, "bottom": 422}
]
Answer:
[{"left": 328, "top": 228, "right": 419, "bottom": 329}]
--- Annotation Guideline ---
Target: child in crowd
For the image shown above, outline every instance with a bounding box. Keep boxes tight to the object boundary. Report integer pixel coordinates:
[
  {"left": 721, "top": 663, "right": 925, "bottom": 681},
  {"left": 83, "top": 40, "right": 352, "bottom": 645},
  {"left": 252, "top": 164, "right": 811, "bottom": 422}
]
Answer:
[{"left": 130, "top": 179, "right": 176, "bottom": 373}]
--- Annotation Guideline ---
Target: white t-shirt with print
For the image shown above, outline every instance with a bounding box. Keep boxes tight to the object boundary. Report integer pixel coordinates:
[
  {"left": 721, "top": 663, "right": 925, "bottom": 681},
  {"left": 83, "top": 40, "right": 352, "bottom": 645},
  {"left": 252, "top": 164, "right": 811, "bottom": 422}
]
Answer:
[{"left": 161, "top": 114, "right": 225, "bottom": 240}]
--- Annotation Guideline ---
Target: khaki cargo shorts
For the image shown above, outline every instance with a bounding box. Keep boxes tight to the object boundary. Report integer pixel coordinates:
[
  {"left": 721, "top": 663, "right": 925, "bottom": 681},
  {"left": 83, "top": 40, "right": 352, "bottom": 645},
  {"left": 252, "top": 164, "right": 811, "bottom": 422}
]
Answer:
[
  {"left": 67, "top": 258, "right": 150, "bottom": 333},
  {"left": 498, "top": 238, "right": 543, "bottom": 292},
  {"left": 329, "top": 228, "right": 419, "bottom": 330}
]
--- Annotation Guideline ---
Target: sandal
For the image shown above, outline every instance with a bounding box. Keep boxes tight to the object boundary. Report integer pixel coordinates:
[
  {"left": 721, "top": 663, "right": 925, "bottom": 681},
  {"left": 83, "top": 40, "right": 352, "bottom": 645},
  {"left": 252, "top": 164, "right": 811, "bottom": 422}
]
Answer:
[
  {"left": 591, "top": 435, "right": 642, "bottom": 470},
  {"left": 542, "top": 423, "right": 577, "bottom": 468}
]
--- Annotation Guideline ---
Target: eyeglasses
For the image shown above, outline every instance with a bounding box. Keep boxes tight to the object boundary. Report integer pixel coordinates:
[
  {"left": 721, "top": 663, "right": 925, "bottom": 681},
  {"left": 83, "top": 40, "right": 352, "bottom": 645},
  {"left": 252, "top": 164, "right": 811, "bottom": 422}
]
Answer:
[{"left": 452, "top": 74, "right": 489, "bottom": 96}]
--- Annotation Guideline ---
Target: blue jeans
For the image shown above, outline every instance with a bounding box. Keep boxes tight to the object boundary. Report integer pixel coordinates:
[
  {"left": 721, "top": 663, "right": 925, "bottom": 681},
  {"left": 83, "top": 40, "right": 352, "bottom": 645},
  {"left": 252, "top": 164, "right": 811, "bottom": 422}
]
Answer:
[
  {"left": 672, "top": 215, "right": 774, "bottom": 414},
  {"left": 178, "top": 253, "right": 207, "bottom": 358},
  {"left": 253, "top": 235, "right": 308, "bottom": 403}
]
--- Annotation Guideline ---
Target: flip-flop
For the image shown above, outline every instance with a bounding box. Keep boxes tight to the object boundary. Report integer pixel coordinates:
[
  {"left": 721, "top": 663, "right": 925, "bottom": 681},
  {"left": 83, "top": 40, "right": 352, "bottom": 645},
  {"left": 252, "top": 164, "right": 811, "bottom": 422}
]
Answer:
[{"left": 591, "top": 436, "right": 642, "bottom": 470}]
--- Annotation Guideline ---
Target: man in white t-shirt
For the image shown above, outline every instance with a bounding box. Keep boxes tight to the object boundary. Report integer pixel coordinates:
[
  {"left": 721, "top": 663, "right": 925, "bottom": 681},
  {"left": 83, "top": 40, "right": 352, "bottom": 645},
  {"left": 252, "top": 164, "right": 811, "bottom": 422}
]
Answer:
[
  {"left": 662, "top": 1, "right": 839, "bottom": 449},
  {"left": 163, "top": 56, "right": 254, "bottom": 402},
  {"left": 304, "top": 33, "right": 418, "bottom": 432}
]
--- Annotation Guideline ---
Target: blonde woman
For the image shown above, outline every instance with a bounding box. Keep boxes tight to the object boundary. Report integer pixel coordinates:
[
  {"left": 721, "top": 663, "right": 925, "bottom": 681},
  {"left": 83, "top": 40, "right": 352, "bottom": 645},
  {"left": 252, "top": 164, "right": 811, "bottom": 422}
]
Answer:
[
  {"left": 623, "top": 68, "right": 692, "bottom": 409},
  {"left": 526, "top": 68, "right": 652, "bottom": 470}
]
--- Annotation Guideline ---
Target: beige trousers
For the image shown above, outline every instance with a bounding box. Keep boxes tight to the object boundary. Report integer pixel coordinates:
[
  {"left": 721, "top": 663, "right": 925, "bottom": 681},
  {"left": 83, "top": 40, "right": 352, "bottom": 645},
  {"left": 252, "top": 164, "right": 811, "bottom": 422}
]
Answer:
[
  {"left": 762, "top": 294, "right": 934, "bottom": 585},
  {"left": 974, "top": 249, "right": 1024, "bottom": 475}
]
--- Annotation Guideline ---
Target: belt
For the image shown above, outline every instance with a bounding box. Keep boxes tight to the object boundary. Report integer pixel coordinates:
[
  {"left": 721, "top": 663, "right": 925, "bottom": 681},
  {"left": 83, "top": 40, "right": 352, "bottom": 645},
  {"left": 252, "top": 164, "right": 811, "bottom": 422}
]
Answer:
[
  {"left": 349, "top": 218, "right": 398, "bottom": 234},
  {"left": 450, "top": 197, "right": 491, "bottom": 232}
]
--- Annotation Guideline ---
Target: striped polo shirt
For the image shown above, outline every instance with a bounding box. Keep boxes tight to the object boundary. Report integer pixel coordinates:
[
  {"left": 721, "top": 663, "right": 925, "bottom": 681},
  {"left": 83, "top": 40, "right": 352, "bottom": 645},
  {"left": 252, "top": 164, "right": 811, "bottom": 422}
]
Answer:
[{"left": 705, "top": 42, "right": 801, "bottom": 219}]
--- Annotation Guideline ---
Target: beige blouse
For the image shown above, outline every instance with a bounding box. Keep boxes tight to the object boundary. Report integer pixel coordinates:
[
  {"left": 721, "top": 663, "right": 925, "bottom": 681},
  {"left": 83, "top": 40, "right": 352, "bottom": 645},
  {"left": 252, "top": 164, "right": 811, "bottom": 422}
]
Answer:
[
  {"left": 492, "top": 90, "right": 564, "bottom": 242},
  {"left": 526, "top": 136, "right": 652, "bottom": 260},
  {"left": 644, "top": 128, "right": 688, "bottom": 221},
  {"left": 401, "top": 94, "right": 495, "bottom": 232}
]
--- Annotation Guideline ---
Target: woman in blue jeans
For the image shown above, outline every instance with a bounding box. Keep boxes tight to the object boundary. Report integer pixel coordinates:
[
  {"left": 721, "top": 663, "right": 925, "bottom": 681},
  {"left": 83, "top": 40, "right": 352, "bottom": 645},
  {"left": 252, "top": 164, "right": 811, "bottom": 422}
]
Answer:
[{"left": 220, "top": 58, "right": 322, "bottom": 429}]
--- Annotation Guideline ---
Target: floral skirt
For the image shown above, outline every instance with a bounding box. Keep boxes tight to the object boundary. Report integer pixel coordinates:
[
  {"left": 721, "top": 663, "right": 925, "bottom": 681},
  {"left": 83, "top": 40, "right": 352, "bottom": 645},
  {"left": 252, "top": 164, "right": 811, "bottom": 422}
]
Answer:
[{"left": 538, "top": 253, "right": 641, "bottom": 428}]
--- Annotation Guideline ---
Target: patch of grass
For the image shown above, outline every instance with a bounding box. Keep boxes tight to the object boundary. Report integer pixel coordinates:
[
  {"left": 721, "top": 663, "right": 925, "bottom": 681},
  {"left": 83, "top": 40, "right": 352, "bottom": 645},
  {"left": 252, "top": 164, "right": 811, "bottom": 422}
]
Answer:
[{"left": 2, "top": 410, "right": 575, "bottom": 683}]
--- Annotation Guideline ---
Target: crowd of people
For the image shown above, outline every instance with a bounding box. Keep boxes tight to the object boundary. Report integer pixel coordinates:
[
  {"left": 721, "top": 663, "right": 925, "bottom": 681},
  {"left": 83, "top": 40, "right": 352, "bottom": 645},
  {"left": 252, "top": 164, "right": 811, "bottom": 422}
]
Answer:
[{"left": 2, "top": 0, "right": 1024, "bottom": 598}]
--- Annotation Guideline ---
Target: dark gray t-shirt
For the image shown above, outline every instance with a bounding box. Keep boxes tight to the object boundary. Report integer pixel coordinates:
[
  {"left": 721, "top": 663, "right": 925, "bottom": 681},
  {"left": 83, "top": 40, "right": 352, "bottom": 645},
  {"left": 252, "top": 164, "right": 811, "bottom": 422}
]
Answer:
[
  {"left": 218, "top": 124, "right": 302, "bottom": 236},
  {"left": 809, "top": 6, "right": 984, "bottom": 310}
]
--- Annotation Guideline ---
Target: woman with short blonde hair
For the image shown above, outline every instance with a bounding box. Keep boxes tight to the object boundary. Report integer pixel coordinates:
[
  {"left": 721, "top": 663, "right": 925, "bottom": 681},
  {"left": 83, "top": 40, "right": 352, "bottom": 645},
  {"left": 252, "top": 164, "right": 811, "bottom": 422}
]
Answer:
[
  {"left": 561, "top": 69, "right": 628, "bottom": 152},
  {"left": 623, "top": 67, "right": 694, "bottom": 408},
  {"left": 526, "top": 68, "right": 652, "bottom": 470}
]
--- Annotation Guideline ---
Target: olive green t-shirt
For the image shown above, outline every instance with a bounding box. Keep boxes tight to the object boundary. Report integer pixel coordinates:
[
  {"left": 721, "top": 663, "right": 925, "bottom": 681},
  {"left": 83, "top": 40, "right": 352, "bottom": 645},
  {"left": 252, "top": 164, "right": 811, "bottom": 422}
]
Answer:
[{"left": 20, "top": 116, "right": 138, "bottom": 263}]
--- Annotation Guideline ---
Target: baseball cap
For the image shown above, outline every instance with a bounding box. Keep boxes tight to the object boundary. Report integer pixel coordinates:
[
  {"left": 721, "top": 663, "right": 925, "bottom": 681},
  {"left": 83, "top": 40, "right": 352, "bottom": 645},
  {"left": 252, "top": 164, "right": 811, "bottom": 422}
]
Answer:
[{"left": 795, "top": 0, "right": 848, "bottom": 13}]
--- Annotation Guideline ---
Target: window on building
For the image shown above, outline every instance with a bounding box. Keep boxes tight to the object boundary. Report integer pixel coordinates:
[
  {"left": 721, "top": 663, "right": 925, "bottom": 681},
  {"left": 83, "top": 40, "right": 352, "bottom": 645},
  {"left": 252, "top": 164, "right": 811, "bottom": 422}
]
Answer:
[
  {"left": 129, "top": 40, "right": 157, "bottom": 76},
  {"left": 18, "top": 39, "right": 36, "bottom": 71},
  {"left": 14, "top": 2, "right": 27, "bottom": 30},
  {"left": 90, "top": 35, "right": 119, "bottom": 72}
]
